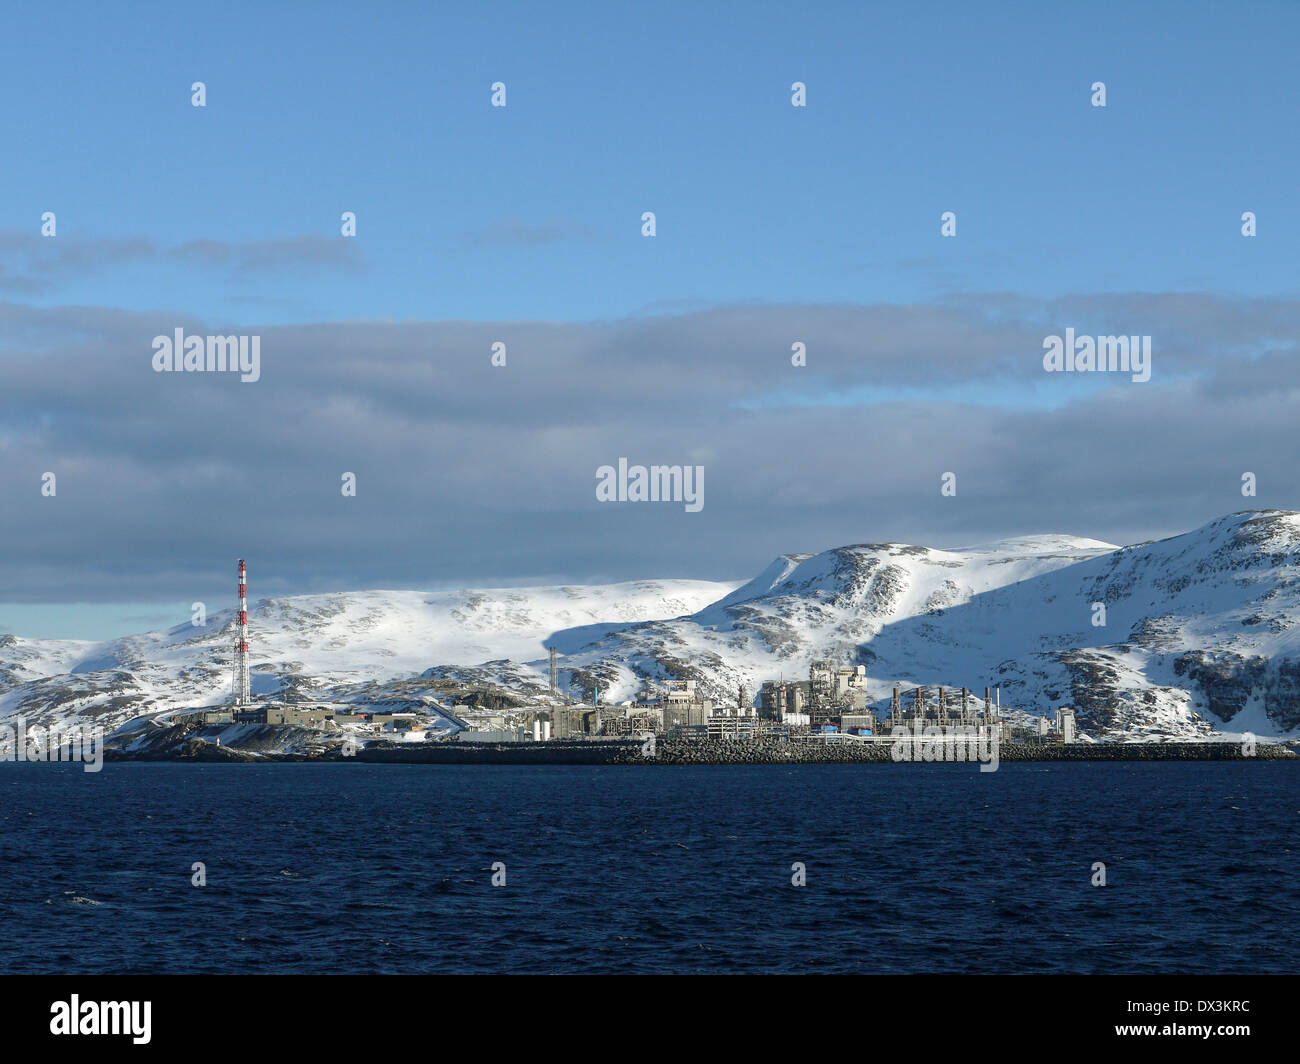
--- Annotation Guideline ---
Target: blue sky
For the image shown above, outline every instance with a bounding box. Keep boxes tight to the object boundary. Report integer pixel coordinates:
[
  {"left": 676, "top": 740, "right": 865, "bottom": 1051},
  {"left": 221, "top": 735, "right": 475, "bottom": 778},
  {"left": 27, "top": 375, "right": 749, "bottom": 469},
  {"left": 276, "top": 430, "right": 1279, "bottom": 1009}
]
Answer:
[
  {"left": 2, "top": 1, "right": 1299, "bottom": 638},
  {"left": 4, "top": 0, "right": 1296, "bottom": 323}
]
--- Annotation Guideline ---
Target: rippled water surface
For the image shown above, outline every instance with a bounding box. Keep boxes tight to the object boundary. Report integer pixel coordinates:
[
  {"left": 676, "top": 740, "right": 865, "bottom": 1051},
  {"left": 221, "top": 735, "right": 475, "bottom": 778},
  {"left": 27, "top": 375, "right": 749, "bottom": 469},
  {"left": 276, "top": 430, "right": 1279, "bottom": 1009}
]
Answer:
[{"left": 1, "top": 761, "right": 1295, "bottom": 973}]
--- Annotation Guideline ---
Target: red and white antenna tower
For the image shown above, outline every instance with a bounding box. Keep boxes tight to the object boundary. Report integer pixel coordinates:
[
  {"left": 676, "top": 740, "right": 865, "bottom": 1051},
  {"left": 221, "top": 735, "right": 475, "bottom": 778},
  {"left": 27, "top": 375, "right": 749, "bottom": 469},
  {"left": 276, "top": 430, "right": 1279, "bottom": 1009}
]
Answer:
[{"left": 233, "top": 558, "right": 250, "bottom": 705}]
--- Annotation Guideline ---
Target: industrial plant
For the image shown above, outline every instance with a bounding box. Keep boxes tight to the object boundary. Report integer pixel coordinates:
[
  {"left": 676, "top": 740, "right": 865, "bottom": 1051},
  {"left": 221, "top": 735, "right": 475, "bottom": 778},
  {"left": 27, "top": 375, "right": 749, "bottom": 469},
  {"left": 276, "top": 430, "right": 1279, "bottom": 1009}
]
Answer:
[
  {"left": 460, "top": 654, "right": 1081, "bottom": 750},
  {"left": 181, "top": 559, "right": 440, "bottom": 741},
  {"left": 176, "top": 559, "right": 1083, "bottom": 752}
]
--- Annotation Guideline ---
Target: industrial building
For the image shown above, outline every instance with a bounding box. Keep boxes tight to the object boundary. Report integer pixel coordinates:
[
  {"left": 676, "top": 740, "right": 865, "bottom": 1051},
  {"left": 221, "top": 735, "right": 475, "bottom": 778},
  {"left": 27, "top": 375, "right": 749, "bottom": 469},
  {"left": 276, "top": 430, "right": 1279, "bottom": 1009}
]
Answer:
[
  {"left": 704, "top": 683, "right": 759, "bottom": 739},
  {"left": 658, "top": 678, "right": 714, "bottom": 728},
  {"left": 1059, "top": 707, "right": 1076, "bottom": 743},
  {"left": 760, "top": 679, "right": 808, "bottom": 723},
  {"left": 552, "top": 705, "right": 601, "bottom": 736},
  {"left": 608, "top": 678, "right": 714, "bottom": 734},
  {"left": 760, "top": 659, "right": 871, "bottom": 730},
  {"left": 1035, "top": 706, "right": 1077, "bottom": 743},
  {"left": 759, "top": 658, "right": 1030, "bottom": 745}
]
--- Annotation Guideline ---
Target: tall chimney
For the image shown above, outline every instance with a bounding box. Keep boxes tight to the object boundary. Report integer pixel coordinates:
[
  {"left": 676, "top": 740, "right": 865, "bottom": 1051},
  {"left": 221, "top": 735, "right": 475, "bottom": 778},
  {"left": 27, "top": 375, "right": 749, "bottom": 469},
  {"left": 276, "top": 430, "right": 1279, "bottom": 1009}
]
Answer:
[{"left": 234, "top": 559, "right": 250, "bottom": 705}]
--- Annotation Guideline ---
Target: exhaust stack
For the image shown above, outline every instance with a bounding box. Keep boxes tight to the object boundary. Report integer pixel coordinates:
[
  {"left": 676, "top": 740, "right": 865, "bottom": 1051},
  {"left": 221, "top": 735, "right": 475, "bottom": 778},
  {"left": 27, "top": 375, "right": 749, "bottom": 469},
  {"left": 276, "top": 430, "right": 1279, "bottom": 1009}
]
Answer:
[{"left": 233, "top": 559, "right": 250, "bottom": 705}]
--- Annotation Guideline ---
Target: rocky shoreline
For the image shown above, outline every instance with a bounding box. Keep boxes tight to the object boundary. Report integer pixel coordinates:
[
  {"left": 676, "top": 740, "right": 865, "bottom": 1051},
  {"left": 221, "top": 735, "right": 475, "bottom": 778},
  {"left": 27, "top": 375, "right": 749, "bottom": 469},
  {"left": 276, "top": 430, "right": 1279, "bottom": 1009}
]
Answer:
[{"left": 100, "top": 726, "right": 1298, "bottom": 765}]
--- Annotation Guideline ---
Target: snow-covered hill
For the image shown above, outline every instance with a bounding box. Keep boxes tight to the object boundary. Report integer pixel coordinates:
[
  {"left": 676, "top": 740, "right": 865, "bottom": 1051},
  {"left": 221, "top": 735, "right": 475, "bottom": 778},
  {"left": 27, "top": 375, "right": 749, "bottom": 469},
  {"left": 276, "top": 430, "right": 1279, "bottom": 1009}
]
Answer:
[
  {"left": 0, "top": 580, "right": 737, "bottom": 736},
  {"left": 545, "top": 512, "right": 1300, "bottom": 740},
  {"left": 4, "top": 510, "right": 1300, "bottom": 741}
]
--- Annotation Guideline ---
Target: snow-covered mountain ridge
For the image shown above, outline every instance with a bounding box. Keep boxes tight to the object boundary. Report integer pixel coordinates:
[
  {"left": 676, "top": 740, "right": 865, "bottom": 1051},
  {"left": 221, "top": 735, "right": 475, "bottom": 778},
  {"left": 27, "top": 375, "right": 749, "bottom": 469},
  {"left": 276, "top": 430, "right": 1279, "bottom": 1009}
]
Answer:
[
  {"left": 4, "top": 510, "right": 1300, "bottom": 740},
  {"left": 0, "top": 580, "right": 737, "bottom": 737}
]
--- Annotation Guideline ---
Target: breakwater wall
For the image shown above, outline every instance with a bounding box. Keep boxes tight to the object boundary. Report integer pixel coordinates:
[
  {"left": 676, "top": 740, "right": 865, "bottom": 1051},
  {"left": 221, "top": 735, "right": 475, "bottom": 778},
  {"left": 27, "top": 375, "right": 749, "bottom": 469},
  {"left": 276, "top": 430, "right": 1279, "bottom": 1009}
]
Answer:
[
  {"left": 354, "top": 740, "right": 638, "bottom": 765},
  {"left": 350, "top": 737, "right": 1295, "bottom": 766}
]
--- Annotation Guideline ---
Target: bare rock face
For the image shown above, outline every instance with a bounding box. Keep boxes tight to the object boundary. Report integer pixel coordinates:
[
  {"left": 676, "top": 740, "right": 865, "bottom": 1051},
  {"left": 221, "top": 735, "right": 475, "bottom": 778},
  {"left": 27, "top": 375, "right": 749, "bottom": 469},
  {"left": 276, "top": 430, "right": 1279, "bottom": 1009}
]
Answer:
[
  {"left": 1173, "top": 650, "right": 1300, "bottom": 731},
  {"left": 1173, "top": 651, "right": 1266, "bottom": 723}
]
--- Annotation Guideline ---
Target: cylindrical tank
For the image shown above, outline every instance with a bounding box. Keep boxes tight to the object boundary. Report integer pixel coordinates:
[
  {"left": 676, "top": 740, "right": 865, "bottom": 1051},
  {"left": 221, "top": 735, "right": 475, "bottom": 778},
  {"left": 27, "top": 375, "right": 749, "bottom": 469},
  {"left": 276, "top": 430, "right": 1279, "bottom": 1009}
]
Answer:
[{"left": 532, "top": 720, "right": 541, "bottom": 742}]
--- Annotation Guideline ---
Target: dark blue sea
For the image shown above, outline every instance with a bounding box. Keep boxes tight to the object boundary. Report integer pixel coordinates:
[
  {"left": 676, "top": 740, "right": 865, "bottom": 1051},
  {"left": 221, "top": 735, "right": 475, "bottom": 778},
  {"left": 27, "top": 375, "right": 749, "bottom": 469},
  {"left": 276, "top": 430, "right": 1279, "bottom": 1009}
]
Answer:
[{"left": 1, "top": 762, "right": 1296, "bottom": 974}]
